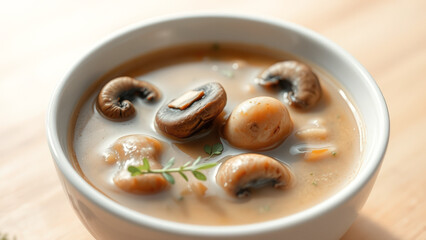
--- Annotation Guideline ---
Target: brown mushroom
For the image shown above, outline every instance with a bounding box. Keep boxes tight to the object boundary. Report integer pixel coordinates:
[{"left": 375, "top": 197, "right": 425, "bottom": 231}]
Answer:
[
  {"left": 97, "top": 76, "right": 160, "bottom": 120},
  {"left": 257, "top": 60, "right": 322, "bottom": 109},
  {"left": 216, "top": 153, "right": 293, "bottom": 198},
  {"left": 155, "top": 82, "right": 227, "bottom": 138}
]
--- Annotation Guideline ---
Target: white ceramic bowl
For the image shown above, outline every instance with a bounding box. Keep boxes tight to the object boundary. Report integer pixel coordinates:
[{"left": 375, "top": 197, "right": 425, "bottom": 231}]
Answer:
[{"left": 47, "top": 13, "right": 389, "bottom": 240}]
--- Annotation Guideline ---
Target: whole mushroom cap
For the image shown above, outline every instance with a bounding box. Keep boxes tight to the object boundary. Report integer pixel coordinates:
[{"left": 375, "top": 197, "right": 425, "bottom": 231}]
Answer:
[
  {"left": 224, "top": 96, "right": 293, "bottom": 150},
  {"left": 155, "top": 82, "right": 227, "bottom": 138}
]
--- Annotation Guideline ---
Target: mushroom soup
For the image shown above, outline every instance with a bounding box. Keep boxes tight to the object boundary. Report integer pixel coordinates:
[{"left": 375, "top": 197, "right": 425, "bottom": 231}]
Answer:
[{"left": 70, "top": 43, "right": 363, "bottom": 225}]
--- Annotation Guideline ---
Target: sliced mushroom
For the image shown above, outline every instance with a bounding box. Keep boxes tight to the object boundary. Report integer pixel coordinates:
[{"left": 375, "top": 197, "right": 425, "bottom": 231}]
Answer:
[
  {"left": 216, "top": 154, "right": 293, "bottom": 198},
  {"left": 155, "top": 82, "right": 227, "bottom": 138},
  {"left": 257, "top": 60, "right": 322, "bottom": 109},
  {"left": 97, "top": 76, "right": 160, "bottom": 120},
  {"left": 104, "top": 134, "right": 169, "bottom": 194},
  {"left": 223, "top": 96, "right": 293, "bottom": 150}
]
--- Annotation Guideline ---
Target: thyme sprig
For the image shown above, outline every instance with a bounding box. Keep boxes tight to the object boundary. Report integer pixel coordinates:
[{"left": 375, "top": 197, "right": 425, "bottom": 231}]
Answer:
[{"left": 127, "top": 157, "right": 217, "bottom": 184}]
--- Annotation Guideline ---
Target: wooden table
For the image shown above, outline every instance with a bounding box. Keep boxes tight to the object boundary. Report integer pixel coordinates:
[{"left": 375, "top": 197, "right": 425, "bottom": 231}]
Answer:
[{"left": 1, "top": 0, "right": 425, "bottom": 239}]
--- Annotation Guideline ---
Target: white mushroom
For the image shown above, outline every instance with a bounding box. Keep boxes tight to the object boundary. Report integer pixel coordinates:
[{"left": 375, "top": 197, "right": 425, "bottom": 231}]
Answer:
[{"left": 223, "top": 96, "right": 293, "bottom": 150}]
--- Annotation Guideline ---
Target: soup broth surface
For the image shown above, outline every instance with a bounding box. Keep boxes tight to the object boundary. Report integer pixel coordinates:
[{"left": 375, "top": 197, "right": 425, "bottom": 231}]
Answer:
[{"left": 71, "top": 43, "right": 363, "bottom": 225}]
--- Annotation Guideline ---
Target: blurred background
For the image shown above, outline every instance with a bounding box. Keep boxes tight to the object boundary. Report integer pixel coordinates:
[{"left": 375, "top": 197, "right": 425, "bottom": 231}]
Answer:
[{"left": 1, "top": 0, "right": 425, "bottom": 239}]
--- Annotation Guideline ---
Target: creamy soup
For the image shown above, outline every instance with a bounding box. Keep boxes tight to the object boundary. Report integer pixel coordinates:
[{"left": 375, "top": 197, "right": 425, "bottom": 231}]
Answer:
[{"left": 70, "top": 43, "right": 363, "bottom": 225}]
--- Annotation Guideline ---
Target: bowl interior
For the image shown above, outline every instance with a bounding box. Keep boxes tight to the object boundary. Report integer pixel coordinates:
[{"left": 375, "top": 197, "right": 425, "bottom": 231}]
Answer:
[{"left": 48, "top": 14, "right": 389, "bottom": 236}]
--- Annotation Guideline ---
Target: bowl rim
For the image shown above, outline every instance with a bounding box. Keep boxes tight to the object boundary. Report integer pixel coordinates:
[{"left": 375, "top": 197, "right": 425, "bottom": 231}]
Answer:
[{"left": 46, "top": 12, "right": 390, "bottom": 237}]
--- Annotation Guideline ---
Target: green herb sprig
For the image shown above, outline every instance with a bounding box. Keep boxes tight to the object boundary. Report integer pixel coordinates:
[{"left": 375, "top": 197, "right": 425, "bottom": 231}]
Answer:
[
  {"left": 128, "top": 157, "right": 217, "bottom": 184},
  {"left": 204, "top": 142, "right": 223, "bottom": 159}
]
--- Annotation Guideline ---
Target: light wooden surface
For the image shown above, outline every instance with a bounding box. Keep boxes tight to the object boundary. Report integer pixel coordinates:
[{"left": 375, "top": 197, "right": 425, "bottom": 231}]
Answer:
[{"left": 1, "top": 0, "right": 425, "bottom": 239}]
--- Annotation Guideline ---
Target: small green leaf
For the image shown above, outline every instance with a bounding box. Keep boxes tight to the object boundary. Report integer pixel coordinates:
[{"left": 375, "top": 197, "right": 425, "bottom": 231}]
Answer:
[
  {"left": 178, "top": 171, "right": 188, "bottom": 182},
  {"left": 195, "top": 162, "right": 218, "bottom": 170},
  {"left": 141, "top": 158, "right": 150, "bottom": 171},
  {"left": 162, "top": 172, "right": 175, "bottom": 184},
  {"left": 163, "top": 157, "right": 175, "bottom": 169},
  {"left": 204, "top": 144, "right": 212, "bottom": 155},
  {"left": 212, "top": 143, "right": 223, "bottom": 155},
  {"left": 192, "top": 156, "right": 202, "bottom": 167},
  {"left": 213, "top": 143, "right": 223, "bottom": 151},
  {"left": 128, "top": 166, "right": 142, "bottom": 176},
  {"left": 192, "top": 171, "right": 207, "bottom": 181},
  {"left": 183, "top": 161, "right": 191, "bottom": 167}
]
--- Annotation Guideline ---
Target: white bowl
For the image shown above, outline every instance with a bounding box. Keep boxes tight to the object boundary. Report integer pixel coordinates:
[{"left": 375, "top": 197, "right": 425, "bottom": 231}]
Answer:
[{"left": 47, "top": 13, "right": 389, "bottom": 240}]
